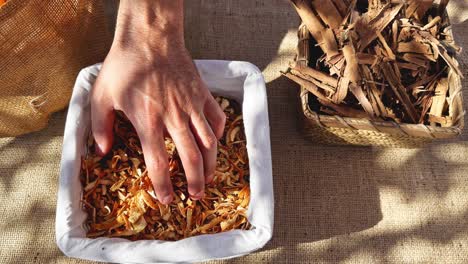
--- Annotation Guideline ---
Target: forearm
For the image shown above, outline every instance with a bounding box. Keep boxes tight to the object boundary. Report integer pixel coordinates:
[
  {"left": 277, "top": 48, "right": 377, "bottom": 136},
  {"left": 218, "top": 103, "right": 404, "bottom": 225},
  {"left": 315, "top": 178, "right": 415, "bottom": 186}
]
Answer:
[{"left": 113, "top": 0, "right": 185, "bottom": 54}]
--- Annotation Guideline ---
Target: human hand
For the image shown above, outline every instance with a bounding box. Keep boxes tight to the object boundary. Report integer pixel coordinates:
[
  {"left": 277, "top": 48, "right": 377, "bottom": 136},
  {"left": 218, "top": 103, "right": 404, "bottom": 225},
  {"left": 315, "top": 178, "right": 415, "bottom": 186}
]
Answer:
[{"left": 90, "top": 0, "right": 226, "bottom": 204}]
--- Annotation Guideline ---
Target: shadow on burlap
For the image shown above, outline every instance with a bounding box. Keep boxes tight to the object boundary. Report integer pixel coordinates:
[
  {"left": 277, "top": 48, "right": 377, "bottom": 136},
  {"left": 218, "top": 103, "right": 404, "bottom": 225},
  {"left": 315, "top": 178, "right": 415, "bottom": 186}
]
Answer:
[{"left": 1, "top": 1, "right": 468, "bottom": 263}]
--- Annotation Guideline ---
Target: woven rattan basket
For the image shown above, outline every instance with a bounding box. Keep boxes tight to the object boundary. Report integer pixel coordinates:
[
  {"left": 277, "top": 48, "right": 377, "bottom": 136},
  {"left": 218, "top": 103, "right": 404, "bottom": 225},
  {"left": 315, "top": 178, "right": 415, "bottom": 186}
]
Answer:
[{"left": 296, "top": 16, "right": 464, "bottom": 148}]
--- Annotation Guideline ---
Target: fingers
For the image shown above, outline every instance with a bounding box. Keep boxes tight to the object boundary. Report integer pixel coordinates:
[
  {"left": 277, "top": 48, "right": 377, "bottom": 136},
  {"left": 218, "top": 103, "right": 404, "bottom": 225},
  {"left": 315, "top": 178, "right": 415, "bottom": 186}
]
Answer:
[
  {"left": 204, "top": 96, "right": 226, "bottom": 139},
  {"left": 190, "top": 113, "right": 218, "bottom": 184},
  {"left": 135, "top": 121, "right": 174, "bottom": 205},
  {"left": 91, "top": 89, "right": 114, "bottom": 156},
  {"left": 169, "top": 125, "right": 205, "bottom": 200}
]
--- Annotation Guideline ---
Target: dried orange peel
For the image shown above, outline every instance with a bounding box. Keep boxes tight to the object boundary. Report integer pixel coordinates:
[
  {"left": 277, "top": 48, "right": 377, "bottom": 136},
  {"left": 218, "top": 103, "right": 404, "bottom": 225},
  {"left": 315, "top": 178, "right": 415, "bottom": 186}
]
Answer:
[{"left": 80, "top": 97, "right": 251, "bottom": 241}]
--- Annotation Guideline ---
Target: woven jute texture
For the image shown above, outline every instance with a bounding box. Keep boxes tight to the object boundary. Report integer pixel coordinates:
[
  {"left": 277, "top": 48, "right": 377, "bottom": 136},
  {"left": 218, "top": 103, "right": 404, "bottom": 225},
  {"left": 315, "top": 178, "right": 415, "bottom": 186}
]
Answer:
[
  {"left": 0, "top": 0, "right": 112, "bottom": 137},
  {"left": 0, "top": 1, "right": 467, "bottom": 263}
]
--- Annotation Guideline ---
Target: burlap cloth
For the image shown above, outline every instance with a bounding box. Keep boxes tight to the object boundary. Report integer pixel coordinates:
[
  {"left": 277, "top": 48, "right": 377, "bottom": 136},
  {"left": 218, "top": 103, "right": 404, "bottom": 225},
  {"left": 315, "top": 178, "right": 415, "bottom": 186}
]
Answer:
[
  {"left": 0, "top": 0, "right": 112, "bottom": 136},
  {"left": 1, "top": 1, "right": 467, "bottom": 263}
]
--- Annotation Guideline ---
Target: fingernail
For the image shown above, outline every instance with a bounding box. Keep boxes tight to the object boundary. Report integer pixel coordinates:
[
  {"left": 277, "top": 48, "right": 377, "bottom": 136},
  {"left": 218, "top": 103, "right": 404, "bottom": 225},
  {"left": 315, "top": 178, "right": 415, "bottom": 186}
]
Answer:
[
  {"left": 160, "top": 194, "right": 173, "bottom": 205},
  {"left": 95, "top": 143, "right": 105, "bottom": 156},
  {"left": 206, "top": 174, "right": 214, "bottom": 184},
  {"left": 190, "top": 190, "right": 205, "bottom": 200}
]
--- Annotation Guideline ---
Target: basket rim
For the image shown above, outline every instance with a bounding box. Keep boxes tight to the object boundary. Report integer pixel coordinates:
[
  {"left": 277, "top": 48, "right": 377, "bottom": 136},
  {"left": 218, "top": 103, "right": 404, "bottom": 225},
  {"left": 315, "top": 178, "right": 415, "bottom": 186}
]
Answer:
[{"left": 296, "top": 12, "right": 465, "bottom": 139}]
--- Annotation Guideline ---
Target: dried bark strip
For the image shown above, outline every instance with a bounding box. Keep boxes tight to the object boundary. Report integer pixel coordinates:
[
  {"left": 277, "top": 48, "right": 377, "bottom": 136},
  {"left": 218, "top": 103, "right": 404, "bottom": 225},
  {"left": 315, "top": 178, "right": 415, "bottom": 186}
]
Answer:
[
  {"left": 381, "top": 62, "right": 419, "bottom": 123},
  {"left": 356, "top": 3, "right": 404, "bottom": 51},
  {"left": 429, "top": 78, "right": 449, "bottom": 125},
  {"left": 286, "top": 0, "right": 462, "bottom": 126}
]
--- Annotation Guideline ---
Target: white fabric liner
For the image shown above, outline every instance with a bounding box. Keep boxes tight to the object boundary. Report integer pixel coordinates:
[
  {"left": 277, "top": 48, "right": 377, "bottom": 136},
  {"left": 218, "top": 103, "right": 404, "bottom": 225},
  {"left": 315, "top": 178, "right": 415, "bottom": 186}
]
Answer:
[{"left": 55, "top": 60, "right": 274, "bottom": 263}]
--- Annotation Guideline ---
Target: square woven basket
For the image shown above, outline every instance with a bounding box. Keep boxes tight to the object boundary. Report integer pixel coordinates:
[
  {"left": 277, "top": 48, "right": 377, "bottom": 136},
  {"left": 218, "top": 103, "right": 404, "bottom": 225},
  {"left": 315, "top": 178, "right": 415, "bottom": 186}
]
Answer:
[{"left": 296, "top": 12, "right": 464, "bottom": 148}]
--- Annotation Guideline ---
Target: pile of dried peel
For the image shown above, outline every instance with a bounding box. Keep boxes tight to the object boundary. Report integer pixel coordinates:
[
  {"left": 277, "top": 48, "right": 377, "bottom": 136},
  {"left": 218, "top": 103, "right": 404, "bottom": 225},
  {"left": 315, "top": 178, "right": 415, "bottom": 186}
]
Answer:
[
  {"left": 285, "top": 0, "right": 463, "bottom": 126},
  {"left": 80, "top": 97, "right": 251, "bottom": 241}
]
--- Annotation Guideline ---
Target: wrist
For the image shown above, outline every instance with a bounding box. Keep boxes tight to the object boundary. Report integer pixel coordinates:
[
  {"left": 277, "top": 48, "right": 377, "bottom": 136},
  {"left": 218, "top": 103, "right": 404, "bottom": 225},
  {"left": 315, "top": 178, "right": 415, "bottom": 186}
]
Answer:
[{"left": 113, "top": 0, "right": 185, "bottom": 56}]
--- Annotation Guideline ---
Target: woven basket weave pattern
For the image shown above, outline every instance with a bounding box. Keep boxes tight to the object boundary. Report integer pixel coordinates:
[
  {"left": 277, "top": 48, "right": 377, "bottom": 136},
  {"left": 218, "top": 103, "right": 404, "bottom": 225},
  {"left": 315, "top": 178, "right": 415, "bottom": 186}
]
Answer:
[{"left": 297, "top": 12, "right": 464, "bottom": 148}]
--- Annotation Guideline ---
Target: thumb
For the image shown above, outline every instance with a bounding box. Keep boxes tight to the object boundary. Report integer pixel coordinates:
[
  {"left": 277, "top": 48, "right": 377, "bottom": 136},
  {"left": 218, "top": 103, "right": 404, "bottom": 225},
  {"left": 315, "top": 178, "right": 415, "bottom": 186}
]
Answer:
[{"left": 91, "top": 93, "right": 115, "bottom": 156}]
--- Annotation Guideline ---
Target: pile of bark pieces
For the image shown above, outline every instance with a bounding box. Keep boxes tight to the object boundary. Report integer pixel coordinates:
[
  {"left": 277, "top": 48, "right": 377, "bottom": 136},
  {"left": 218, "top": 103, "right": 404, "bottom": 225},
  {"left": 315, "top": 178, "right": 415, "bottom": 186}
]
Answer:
[{"left": 284, "top": 0, "right": 463, "bottom": 126}]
